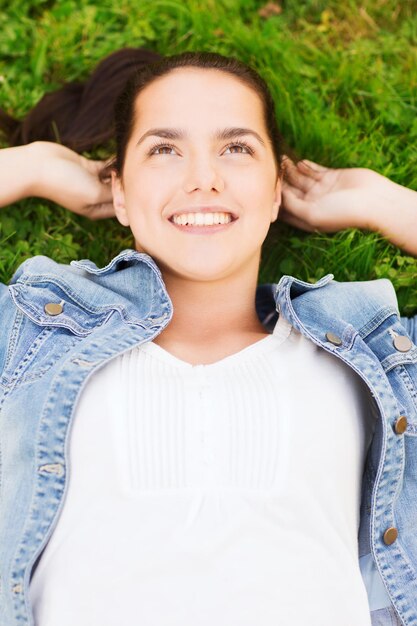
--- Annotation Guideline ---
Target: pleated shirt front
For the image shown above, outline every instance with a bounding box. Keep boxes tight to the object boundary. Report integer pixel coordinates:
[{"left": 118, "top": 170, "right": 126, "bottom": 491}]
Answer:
[{"left": 30, "top": 314, "right": 376, "bottom": 626}]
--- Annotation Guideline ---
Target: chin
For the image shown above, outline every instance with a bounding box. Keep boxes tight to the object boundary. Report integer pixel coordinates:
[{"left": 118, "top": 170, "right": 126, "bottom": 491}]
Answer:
[{"left": 161, "top": 260, "right": 234, "bottom": 280}]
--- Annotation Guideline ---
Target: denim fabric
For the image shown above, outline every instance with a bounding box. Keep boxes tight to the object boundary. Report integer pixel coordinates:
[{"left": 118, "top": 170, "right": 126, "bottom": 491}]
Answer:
[
  {"left": 360, "top": 553, "right": 393, "bottom": 611},
  {"left": 0, "top": 249, "right": 416, "bottom": 626},
  {"left": 371, "top": 607, "right": 403, "bottom": 626}
]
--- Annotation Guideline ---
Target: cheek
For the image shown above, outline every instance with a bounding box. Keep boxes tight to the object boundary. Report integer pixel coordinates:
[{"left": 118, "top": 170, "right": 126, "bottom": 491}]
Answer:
[
  {"left": 123, "top": 182, "right": 158, "bottom": 225},
  {"left": 125, "top": 168, "right": 176, "bottom": 207},
  {"left": 236, "top": 174, "right": 275, "bottom": 214},
  {"left": 229, "top": 163, "right": 275, "bottom": 193}
]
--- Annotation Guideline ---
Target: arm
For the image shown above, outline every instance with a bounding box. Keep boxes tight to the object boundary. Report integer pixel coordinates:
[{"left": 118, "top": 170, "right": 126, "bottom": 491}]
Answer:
[
  {"left": 0, "top": 141, "right": 114, "bottom": 219},
  {"left": 280, "top": 158, "right": 417, "bottom": 256}
]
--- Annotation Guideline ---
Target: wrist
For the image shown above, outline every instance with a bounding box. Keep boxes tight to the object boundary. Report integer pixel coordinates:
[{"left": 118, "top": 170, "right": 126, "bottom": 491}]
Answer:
[
  {"left": 28, "top": 142, "right": 54, "bottom": 199},
  {"left": 0, "top": 142, "right": 60, "bottom": 208},
  {"left": 358, "top": 171, "right": 415, "bottom": 231},
  {"left": 367, "top": 175, "right": 417, "bottom": 254}
]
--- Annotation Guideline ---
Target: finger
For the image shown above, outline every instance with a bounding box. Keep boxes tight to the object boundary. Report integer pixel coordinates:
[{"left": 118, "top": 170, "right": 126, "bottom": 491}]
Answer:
[
  {"left": 281, "top": 186, "right": 310, "bottom": 214},
  {"left": 278, "top": 208, "right": 316, "bottom": 232},
  {"left": 84, "top": 202, "right": 116, "bottom": 221},
  {"left": 281, "top": 180, "right": 304, "bottom": 200},
  {"left": 82, "top": 158, "right": 110, "bottom": 176},
  {"left": 95, "top": 187, "right": 113, "bottom": 204},
  {"left": 297, "top": 159, "right": 328, "bottom": 180},
  {"left": 284, "top": 159, "right": 317, "bottom": 194},
  {"left": 281, "top": 154, "right": 295, "bottom": 168},
  {"left": 302, "top": 159, "right": 329, "bottom": 171},
  {"left": 81, "top": 159, "right": 113, "bottom": 184},
  {"left": 98, "top": 162, "right": 114, "bottom": 183}
]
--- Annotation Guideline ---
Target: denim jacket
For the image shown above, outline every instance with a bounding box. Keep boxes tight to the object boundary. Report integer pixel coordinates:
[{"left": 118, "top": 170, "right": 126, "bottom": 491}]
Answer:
[{"left": 1, "top": 249, "right": 416, "bottom": 626}]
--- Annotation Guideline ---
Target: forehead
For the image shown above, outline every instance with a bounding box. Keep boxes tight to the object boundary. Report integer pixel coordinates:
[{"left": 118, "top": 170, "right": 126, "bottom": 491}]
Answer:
[{"left": 133, "top": 68, "right": 265, "bottom": 133}]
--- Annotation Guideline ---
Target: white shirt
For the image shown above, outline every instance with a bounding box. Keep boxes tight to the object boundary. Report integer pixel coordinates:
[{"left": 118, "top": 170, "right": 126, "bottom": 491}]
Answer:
[{"left": 30, "top": 314, "right": 376, "bottom": 626}]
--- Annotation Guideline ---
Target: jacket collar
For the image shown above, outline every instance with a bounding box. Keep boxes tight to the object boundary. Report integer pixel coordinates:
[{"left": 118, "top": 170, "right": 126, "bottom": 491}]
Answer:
[
  {"left": 10, "top": 249, "right": 400, "bottom": 342},
  {"left": 274, "top": 273, "right": 400, "bottom": 349},
  {"left": 9, "top": 249, "right": 173, "bottom": 334}
]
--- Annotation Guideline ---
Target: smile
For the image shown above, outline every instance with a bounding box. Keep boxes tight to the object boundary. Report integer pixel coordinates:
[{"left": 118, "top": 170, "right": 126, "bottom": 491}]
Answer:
[
  {"left": 171, "top": 212, "right": 233, "bottom": 226},
  {"left": 169, "top": 212, "right": 238, "bottom": 235}
]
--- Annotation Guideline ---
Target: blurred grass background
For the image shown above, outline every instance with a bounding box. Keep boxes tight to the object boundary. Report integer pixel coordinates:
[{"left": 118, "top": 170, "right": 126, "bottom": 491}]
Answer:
[{"left": 0, "top": 0, "right": 416, "bottom": 313}]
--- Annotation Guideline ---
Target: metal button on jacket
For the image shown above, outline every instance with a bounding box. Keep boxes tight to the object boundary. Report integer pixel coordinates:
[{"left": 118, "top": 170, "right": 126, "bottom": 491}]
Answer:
[
  {"left": 44, "top": 302, "right": 63, "bottom": 316},
  {"left": 393, "top": 335, "right": 413, "bottom": 353},
  {"left": 383, "top": 527, "right": 398, "bottom": 545},
  {"left": 394, "top": 416, "right": 408, "bottom": 435},
  {"left": 325, "top": 332, "right": 342, "bottom": 346}
]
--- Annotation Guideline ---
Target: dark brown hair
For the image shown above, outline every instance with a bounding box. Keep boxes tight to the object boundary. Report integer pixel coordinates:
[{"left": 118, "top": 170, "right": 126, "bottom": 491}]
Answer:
[
  {"left": 0, "top": 47, "right": 162, "bottom": 152},
  {"left": 0, "top": 48, "right": 285, "bottom": 178},
  {"left": 112, "top": 51, "right": 284, "bottom": 177}
]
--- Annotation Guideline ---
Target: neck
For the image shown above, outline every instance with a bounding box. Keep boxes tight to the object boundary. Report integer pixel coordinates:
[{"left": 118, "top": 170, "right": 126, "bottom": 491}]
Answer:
[{"left": 158, "top": 260, "right": 267, "bottom": 346}]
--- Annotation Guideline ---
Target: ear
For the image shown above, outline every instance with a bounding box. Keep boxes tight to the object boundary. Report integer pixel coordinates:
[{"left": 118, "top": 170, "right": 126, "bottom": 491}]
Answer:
[
  {"left": 271, "top": 177, "right": 282, "bottom": 223},
  {"left": 111, "top": 171, "right": 130, "bottom": 227}
]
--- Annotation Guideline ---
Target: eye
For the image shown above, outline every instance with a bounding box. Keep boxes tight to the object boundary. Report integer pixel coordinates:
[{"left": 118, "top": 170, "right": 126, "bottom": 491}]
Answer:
[
  {"left": 147, "top": 142, "right": 177, "bottom": 156},
  {"left": 223, "top": 141, "right": 254, "bottom": 155}
]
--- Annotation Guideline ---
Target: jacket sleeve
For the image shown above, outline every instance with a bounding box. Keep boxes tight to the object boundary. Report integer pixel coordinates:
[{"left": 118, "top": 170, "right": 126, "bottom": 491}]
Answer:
[
  {"left": 0, "top": 282, "right": 14, "bottom": 377},
  {"left": 400, "top": 315, "right": 417, "bottom": 345}
]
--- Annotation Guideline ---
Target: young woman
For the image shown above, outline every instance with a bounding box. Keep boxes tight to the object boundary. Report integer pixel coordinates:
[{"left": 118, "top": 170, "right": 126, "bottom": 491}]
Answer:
[{"left": 0, "top": 51, "right": 416, "bottom": 626}]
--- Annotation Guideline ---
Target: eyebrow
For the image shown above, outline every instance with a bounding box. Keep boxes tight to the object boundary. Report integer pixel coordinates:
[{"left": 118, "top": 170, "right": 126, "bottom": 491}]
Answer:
[{"left": 136, "top": 127, "right": 266, "bottom": 147}]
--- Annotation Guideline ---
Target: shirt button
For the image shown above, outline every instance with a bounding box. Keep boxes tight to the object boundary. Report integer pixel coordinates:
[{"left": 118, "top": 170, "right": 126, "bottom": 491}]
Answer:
[
  {"left": 325, "top": 332, "right": 342, "bottom": 346},
  {"left": 393, "top": 335, "right": 413, "bottom": 352},
  {"left": 394, "top": 416, "right": 408, "bottom": 435},
  {"left": 44, "top": 302, "right": 63, "bottom": 316},
  {"left": 12, "top": 583, "right": 23, "bottom": 593},
  {"left": 383, "top": 527, "right": 398, "bottom": 545}
]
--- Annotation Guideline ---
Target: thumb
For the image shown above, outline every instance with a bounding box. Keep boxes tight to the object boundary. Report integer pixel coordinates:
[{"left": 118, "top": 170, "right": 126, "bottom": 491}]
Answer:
[
  {"left": 83, "top": 158, "right": 112, "bottom": 180},
  {"left": 281, "top": 185, "right": 309, "bottom": 215},
  {"left": 84, "top": 202, "right": 116, "bottom": 221}
]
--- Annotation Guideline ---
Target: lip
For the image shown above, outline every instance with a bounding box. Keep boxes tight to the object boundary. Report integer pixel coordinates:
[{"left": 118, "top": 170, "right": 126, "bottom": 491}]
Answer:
[
  {"left": 167, "top": 206, "right": 239, "bottom": 221},
  {"left": 169, "top": 219, "right": 238, "bottom": 235}
]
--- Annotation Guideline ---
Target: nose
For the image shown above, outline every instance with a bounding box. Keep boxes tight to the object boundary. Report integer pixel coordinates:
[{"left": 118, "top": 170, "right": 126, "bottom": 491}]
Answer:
[{"left": 182, "top": 154, "right": 225, "bottom": 194}]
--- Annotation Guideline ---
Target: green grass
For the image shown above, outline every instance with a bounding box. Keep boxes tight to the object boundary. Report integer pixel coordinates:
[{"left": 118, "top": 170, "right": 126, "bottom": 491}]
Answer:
[{"left": 0, "top": 0, "right": 416, "bottom": 314}]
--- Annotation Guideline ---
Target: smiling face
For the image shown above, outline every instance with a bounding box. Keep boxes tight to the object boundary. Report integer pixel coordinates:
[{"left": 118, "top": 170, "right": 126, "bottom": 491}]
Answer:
[{"left": 112, "top": 67, "right": 281, "bottom": 283}]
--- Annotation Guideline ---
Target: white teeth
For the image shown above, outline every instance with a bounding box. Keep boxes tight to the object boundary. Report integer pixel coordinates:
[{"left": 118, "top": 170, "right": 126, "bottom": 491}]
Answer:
[{"left": 172, "top": 212, "right": 233, "bottom": 226}]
